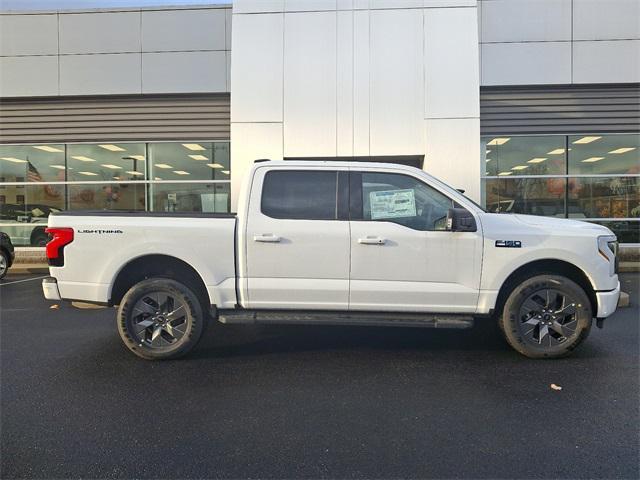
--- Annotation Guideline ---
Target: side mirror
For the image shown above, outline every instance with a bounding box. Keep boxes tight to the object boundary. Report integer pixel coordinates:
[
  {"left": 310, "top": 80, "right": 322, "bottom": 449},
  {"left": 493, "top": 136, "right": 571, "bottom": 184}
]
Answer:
[{"left": 446, "top": 208, "right": 477, "bottom": 232}]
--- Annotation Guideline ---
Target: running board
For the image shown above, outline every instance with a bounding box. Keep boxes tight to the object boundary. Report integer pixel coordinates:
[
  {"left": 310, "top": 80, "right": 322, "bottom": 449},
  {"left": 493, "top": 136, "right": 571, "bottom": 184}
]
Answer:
[{"left": 217, "top": 310, "right": 474, "bottom": 329}]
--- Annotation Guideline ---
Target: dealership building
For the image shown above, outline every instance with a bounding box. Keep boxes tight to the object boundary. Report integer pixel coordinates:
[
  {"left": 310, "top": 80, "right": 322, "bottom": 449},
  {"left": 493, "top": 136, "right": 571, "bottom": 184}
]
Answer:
[{"left": 0, "top": 0, "right": 639, "bottom": 251}]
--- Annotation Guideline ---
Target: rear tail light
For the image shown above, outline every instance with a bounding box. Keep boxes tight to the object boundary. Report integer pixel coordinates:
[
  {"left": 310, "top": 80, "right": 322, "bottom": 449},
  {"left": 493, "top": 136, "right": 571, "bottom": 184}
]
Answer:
[{"left": 45, "top": 227, "right": 74, "bottom": 267}]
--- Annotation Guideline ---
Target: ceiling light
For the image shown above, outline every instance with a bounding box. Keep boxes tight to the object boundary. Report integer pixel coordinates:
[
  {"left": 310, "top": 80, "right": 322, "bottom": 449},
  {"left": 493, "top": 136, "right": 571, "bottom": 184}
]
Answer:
[
  {"left": 154, "top": 177, "right": 162, "bottom": 181},
  {"left": 486, "top": 150, "right": 491, "bottom": 154},
  {"left": 1, "top": 157, "right": 27, "bottom": 163},
  {"left": 78, "top": 171, "right": 99, "bottom": 176},
  {"left": 527, "top": 158, "right": 547, "bottom": 164},
  {"left": 206, "top": 163, "right": 224, "bottom": 169},
  {"left": 609, "top": 147, "right": 636, "bottom": 154},
  {"left": 487, "top": 138, "right": 510, "bottom": 146},
  {"left": 99, "top": 144, "right": 126, "bottom": 152},
  {"left": 101, "top": 164, "right": 122, "bottom": 170},
  {"left": 113, "top": 176, "right": 121, "bottom": 180},
  {"left": 126, "top": 171, "right": 144, "bottom": 176},
  {"left": 71, "top": 156, "right": 95, "bottom": 162},
  {"left": 498, "top": 171, "right": 512, "bottom": 176},
  {"left": 188, "top": 154, "right": 209, "bottom": 161},
  {"left": 155, "top": 164, "right": 173, "bottom": 169},
  {"left": 221, "top": 170, "right": 230, "bottom": 175},
  {"left": 581, "top": 157, "right": 605, "bottom": 163},
  {"left": 182, "top": 143, "right": 206, "bottom": 151},
  {"left": 173, "top": 170, "right": 190, "bottom": 175},
  {"left": 547, "top": 148, "right": 565, "bottom": 155},
  {"left": 33, "top": 145, "right": 63, "bottom": 153},
  {"left": 50, "top": 165, "right": 66, "bottom": 170},
  {"left": 511, "top": 165, "right": 529, "bottom": 171},
  {"left": 129, "top": 155, "right": 146, "bottom": 161},
  {"left": 485, "top": 159, "right": 491, "bottom": 162},
  {"left": 573, "top": 136, "right": 602, "bottom": 144}
]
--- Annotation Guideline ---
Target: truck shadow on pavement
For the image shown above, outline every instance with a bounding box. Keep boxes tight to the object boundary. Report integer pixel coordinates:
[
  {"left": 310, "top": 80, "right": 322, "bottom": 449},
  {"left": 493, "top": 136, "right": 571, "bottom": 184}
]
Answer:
[{"left": 186, "top": 320, "right": 602, "bottom": 362}]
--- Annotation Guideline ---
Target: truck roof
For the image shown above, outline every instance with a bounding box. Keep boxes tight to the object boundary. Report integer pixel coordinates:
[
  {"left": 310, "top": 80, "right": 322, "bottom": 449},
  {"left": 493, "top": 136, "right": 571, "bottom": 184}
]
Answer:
[{"left": 252, "top": 160, "right": 423, "bottom": 173}]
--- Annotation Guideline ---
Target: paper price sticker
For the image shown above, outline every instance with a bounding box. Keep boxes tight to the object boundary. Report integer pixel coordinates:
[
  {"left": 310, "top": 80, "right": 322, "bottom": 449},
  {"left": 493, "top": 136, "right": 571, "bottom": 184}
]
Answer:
[{"left": 369, "top": 189, "right": 416, "bottom": 220}]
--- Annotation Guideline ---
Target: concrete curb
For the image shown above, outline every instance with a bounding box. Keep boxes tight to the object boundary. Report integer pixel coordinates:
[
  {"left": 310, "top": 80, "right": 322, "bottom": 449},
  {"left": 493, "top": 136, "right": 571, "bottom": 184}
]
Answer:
[
  {"left": 9, "top": 264, "right": 49, "bottom": 274},
  {"left": 618, "top": 291, "right": 630, "bottom": 308}
]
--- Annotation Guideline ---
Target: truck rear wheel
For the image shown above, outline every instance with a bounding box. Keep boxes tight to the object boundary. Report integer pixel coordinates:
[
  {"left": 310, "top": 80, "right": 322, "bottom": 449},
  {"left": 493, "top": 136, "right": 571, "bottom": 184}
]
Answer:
[
  {"left": 117, "top": 278, "right": 207, "bottom": 360},
  {"left": 499, "top": 274, "right": 592, "bottom": 359}
]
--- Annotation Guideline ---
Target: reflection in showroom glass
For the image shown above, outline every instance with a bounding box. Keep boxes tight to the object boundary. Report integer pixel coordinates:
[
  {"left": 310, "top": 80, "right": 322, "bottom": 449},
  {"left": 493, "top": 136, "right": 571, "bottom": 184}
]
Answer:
[
  {"left": 482, "top": 133, "right": 640, "bottom": 242},
  {"left": 0, "top": 141, "right": 230, "bottom": 246}
]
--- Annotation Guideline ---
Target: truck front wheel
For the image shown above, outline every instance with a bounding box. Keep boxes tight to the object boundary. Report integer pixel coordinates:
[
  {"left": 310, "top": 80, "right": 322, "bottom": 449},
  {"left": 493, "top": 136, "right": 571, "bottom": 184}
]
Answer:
[
  {"left": 499, "top": 274, "right": 592, "bottom": 359},
  {"left": 117, "top": 278, "right": 208, "bottom": 360}
]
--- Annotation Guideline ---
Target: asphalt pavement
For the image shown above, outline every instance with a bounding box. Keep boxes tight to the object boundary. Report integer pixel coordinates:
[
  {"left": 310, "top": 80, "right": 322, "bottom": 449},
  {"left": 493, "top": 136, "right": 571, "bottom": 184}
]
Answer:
[{"left": 1, "top": 273, "right": 639, "bottom": 479}]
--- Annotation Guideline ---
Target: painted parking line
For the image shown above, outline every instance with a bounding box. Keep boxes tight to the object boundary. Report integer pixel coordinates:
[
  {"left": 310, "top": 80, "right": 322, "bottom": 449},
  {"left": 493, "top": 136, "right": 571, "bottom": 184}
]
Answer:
[{"left": 0, "top": 275, "right": 48, "bottom": 286}]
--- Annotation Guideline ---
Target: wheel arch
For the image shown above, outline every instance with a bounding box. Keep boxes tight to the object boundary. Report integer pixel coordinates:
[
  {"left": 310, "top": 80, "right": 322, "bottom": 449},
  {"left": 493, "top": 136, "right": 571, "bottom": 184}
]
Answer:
[
  {"left": 494, "top": 259, "right": 597, "bottom": 317},
  {"left": 110, "top": 254, "right": 210, "bottom": 310}
]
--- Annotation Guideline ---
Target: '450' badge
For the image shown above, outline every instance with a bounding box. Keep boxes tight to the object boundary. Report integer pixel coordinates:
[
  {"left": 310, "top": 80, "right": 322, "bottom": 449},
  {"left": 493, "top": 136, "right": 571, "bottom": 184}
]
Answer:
[{"left": 495, "top": 240, "right": 522, "bottom": 248}]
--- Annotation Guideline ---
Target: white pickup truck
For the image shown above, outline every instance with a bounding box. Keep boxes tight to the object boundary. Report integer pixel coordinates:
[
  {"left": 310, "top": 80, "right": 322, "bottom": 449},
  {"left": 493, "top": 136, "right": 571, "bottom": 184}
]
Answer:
[{"left": 42, "top": 161, "right": 621, "bottom": 360}]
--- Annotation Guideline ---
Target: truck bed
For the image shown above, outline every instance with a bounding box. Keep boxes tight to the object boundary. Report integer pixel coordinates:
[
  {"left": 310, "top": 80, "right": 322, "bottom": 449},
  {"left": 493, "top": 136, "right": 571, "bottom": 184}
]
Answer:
[{"left": 47, "top": 211, "right": 238, "bottom": 308}]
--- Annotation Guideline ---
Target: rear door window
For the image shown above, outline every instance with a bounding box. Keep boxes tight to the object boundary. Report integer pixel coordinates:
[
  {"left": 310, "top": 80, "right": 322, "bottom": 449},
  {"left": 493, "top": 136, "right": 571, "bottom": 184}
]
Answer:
[{"left": 261, "top": 170, "right": 338, "bottom": 220}]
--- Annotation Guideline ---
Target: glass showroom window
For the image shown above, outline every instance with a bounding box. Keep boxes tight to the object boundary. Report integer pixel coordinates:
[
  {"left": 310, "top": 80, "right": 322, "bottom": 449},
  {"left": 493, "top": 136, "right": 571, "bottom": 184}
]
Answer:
[
  {"left": 67, "top": 143, "right": 147, "bottom": 211},
  {"left": 482, "top": 134, "right": 640, "bottom": 243},
  {"left": 149, "top": 142, "right": 230, "bottom": 212},
  {"left": 0, "top": 144, "right": 65, "bottom": 246},
  {"left": 0, "top": 141, "right": 231, "bottom": 246}
]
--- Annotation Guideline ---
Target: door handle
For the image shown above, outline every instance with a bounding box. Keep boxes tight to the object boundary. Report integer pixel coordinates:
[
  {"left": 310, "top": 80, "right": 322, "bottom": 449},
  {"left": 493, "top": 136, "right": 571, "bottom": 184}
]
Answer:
[
  {"left": 254, "top": 234, "right": 281, "bottom": 243},
  {"left": 358, "top": 236, "right": 386, "bottom": 245}
]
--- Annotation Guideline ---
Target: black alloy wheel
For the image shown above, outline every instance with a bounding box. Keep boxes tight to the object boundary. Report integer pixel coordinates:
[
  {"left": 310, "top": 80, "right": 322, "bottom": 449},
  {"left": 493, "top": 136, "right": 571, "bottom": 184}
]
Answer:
[{"left": 499, "top": 274, "right": 592, "bottom": 358}]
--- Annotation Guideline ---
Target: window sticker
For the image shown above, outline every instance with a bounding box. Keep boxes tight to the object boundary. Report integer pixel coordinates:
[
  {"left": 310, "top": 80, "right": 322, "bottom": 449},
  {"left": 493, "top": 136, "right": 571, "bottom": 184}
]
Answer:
[{"left": 369, "top": 189, "right": 417, "bottom": 220}]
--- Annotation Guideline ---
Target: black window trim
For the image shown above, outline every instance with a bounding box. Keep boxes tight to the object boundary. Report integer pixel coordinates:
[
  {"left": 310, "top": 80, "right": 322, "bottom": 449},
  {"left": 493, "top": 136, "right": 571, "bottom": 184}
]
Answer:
[{"left": 260, "top": 169, "right": 349, "bottom": 221}]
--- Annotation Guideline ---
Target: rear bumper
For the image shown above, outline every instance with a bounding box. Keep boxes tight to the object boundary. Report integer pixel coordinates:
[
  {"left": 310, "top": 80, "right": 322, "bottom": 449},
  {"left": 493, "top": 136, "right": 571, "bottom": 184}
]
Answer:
[
  {"left": 596, "top": 281, "right": 621, "bottom": 318},
  {"left": 42, "top": 277, "right": 62, "bottom": 301}
]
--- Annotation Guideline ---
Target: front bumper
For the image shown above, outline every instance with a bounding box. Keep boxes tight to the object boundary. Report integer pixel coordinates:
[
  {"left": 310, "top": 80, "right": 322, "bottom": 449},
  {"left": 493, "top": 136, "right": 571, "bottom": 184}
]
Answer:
[
  {"left": 596, "top": 281, "right": 621, "bottom": 318},
  {"left": 42, "top": 277, "right": 62, "bottom": 301}
]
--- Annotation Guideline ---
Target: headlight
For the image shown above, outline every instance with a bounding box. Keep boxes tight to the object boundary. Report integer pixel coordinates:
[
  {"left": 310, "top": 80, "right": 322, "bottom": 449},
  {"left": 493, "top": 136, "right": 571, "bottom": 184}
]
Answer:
[{"left": 598, "top": 235, "right": 618, "bottom": 275}]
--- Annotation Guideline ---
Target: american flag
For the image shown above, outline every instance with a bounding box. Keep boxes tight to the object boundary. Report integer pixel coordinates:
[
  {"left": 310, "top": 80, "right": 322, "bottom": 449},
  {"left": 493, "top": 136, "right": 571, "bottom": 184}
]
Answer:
[{"left": 27, "top": 161, "right": 42, "bottom": 182}]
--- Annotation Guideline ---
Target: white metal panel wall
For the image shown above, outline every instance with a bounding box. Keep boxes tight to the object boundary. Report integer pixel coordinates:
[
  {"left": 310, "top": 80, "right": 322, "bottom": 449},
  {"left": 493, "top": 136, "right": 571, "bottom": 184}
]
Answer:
[
  {"left": 0, "top": 14, "right": 58, "bottom": 56},
  {"left": 60, "top": 53, "right": 142, "bottom": 96},
  {"left": 0, "top": 56, "right": 59, "bottom": 97},
  {"left": 352, "top": 9, "right": 370, "bottom": 157},
  {"left": 481, "top": 42, "right": 572, "bottom": 85},
  {"left": 480, "top": 0, "right": 571, "bottom": 43},
  {"left": 0, "top": 6, "right": 231, "bottom": 98},
  {"left": 142, "top": 9, "right": 226, "bottom": 52},
  {"left": 230, "top": 0, "right": 482, "bottom": 209},
  {"left": 59, "top": 12, "right": 141, "bottom": 54},
  {"left": 480, "top": 0, "right": 640, "bottom": 86},
  {"left": 573, "top": 0, "right": 640, "bottom": 41},
  {"left": 424, "top": 6, "right": 481, "bottom": 201},
  {"left": 230, "top": 13, "right": 284, "bottom": 123},
  {"left": 336, "top": 10, "right": 354, "bottom": 157},
  {"left": 369, "top": 8, "right": 424, "bottom": 156},
  {"left": 142, "top": 51, "right": 228, "bottom": 93},
  {"left": 283, "top": 11, "right": 337, "bottom": 157}
]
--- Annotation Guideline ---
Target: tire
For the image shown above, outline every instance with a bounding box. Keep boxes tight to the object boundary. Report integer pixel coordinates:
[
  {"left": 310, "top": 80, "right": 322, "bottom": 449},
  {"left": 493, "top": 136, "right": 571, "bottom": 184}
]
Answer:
[
  {"left": 117, "top": 278, "right": 208, "bottom": 360},
  {"left": 499, "top": 274, "right": 592, "bottom": 359},
  {"left": 0, "top": 250, "right": 8, "bottom": 279}
]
